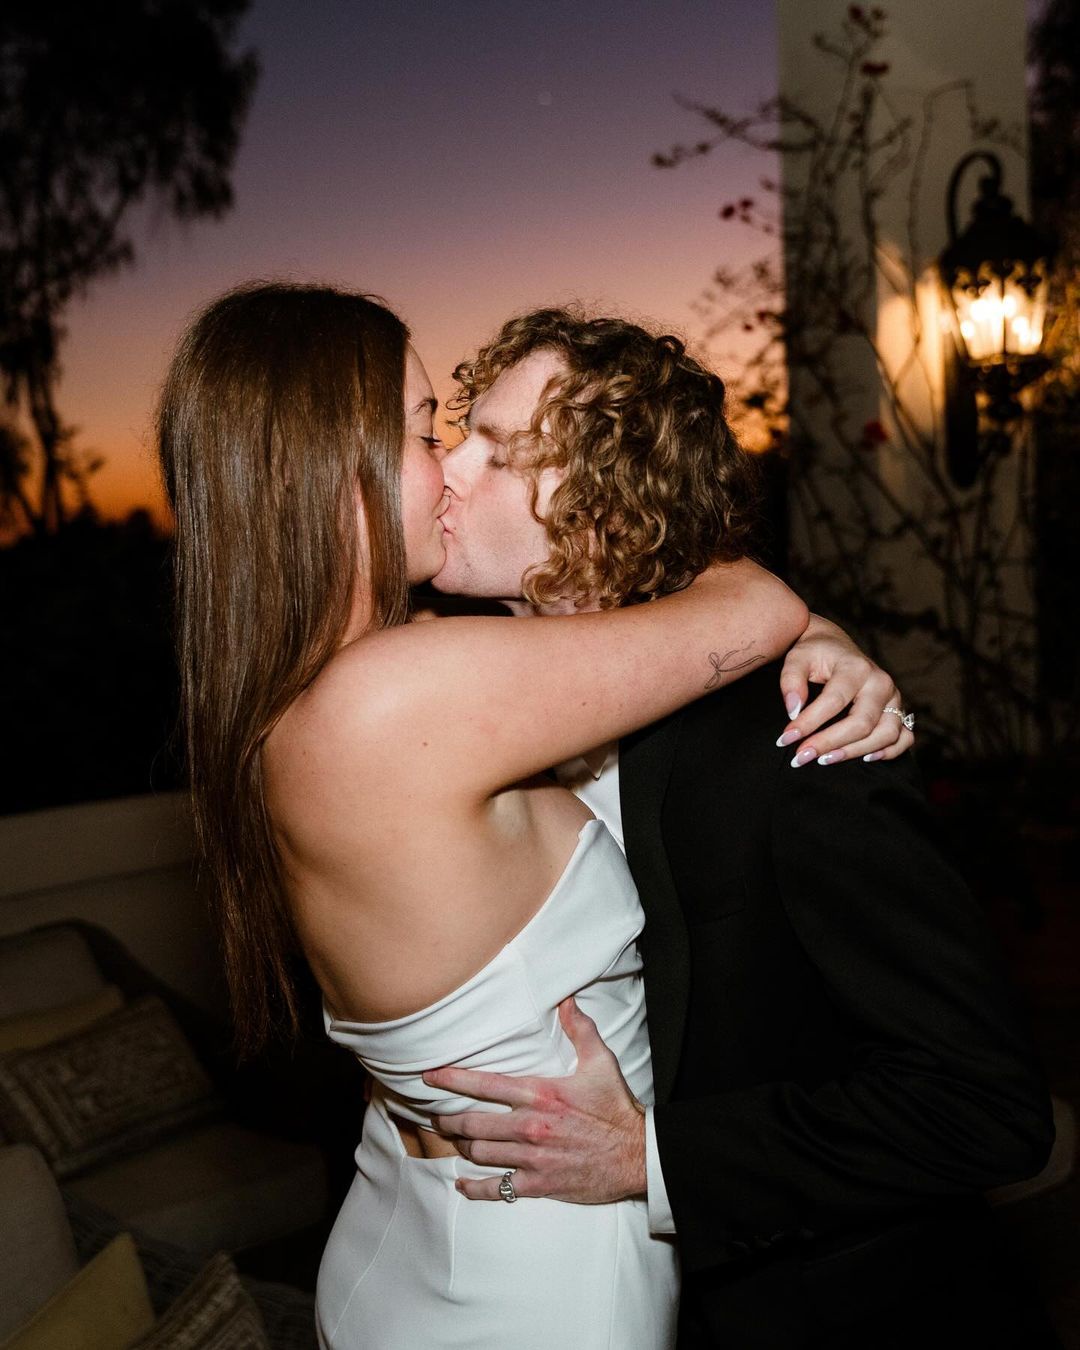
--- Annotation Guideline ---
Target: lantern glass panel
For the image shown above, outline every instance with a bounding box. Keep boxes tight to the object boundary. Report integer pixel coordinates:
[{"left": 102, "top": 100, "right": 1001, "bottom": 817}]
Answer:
[{"left": 951, "top": 264, "right": 1049, "bottom": 365}]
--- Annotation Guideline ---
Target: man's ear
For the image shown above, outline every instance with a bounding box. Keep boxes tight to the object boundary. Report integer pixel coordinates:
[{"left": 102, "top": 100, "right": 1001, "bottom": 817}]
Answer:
[{"left": 529, "top": 461, "right": 565, "bottom": 522}]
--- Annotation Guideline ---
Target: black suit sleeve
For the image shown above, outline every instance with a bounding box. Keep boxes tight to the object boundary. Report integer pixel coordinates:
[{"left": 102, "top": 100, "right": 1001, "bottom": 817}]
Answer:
[{"left": 652, "top": 752, "right": 1054, "bottom": 1273}]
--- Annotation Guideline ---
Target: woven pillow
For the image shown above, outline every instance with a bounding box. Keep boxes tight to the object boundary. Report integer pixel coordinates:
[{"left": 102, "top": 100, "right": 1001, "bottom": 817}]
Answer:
[
  {"left": 131, "top": 1252, "right": 270, "bottom": 1350},
  {"left": 0, "top": 996, "right": 219, "bottom": 1179},
  {"left": 0, "top": 1232, "right": 154, "bottom": 1350},
  {"left": 0, "top": 987, "right": 125, "bottom": 1055}
]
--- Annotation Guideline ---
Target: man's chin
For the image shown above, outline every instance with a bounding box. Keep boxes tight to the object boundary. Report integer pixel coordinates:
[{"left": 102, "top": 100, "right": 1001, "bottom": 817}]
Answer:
[{"left": 430, "top": 563, "right": 522, "bottom": 606}]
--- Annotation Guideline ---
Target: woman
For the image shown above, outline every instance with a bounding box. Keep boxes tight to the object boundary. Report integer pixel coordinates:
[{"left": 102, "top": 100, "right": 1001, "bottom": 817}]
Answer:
[{"left": 159, "top": 282, "right": 891, "bottom": 1349}]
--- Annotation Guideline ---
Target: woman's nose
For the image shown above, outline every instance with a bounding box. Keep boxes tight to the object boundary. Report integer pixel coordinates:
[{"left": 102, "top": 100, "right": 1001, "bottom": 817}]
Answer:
[{"left": 440, "top": 442, "right": 468, "bottom": 497}]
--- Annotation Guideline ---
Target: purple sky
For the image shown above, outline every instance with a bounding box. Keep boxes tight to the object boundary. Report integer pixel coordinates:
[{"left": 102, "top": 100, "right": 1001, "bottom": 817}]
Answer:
[{"left": 57, "top": 0, "right": 778, "bottom": 521}]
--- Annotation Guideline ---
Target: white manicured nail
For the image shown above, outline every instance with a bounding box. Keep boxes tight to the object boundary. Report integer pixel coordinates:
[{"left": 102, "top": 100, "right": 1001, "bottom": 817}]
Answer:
[
  {"left": 785, "top": 694, "right": 802, "bottom": 718},
  {"left": 791, "top": 747, "right": 818, "bottom": 768},
  {"left": 776, "top": 728, "right": 803, "bottom": 748},
  {"left": 863, "top": 751, "right": 884, "bottom": 762}
]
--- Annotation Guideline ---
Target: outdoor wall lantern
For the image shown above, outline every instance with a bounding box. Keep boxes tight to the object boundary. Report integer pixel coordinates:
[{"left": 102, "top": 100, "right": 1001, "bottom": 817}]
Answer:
[{"left": 938, "top": 150, "right": 1055, "bottom": 488}]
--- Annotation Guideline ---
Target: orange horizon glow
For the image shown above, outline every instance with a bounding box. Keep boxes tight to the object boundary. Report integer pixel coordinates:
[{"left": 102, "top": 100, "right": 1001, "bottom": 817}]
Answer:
[{"left": 8, "top": 325, "right": 781, "bottom": 544}]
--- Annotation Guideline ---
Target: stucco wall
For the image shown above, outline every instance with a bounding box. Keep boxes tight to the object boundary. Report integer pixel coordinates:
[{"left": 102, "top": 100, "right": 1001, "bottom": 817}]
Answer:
[{"left": 777, "top": 0, "right": 1036, "bottom": 741}]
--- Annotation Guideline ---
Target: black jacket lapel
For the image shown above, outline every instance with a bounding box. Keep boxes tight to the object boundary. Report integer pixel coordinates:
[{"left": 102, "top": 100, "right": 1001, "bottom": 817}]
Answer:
[{"left": 620, "top": 711, "right": 689, "bottom": 1106}]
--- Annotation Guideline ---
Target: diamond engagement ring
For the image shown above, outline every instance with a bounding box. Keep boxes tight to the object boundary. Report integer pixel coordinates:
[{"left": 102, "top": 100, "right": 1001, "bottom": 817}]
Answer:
[
  {"left": 884, "top": 705, "right": 915, "bottom": 732},
  {"left": 498, "top": 1171, "right": 518, "bottom": 1203}
]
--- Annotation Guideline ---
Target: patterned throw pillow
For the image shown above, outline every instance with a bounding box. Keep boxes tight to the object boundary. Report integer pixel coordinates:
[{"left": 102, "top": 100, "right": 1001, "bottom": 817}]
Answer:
[
  {"left": 0, "top": 986, "right": 125, "bottom": 1054},
  {"left": 63, "top": 1190, "right": 318, "bottom": 1349},
  {"left": 0, "top": 1232, "right": 155, "bottom": 1350},
  {"left": 0, "top": 996, "right": 219, "bottom": 1179},
  {"left": 131, "top": 1252, "right": 271, "bottom": 1350}
]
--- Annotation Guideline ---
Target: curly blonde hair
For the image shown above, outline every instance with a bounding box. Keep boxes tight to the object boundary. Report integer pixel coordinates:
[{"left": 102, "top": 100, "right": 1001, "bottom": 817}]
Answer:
[{"left": 451, "top": 308, "right": 761, "bottom": 609}]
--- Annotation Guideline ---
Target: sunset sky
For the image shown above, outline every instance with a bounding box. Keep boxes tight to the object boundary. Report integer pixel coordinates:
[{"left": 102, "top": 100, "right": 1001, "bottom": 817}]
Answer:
[{"left": 56, "top": 0, "right": 779, "bottom": 523}]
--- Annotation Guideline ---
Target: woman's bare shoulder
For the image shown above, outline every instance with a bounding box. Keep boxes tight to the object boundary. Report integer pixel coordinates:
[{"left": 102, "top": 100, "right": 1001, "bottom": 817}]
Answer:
[
  {"left": 271, "top": 618, "right": 493, "bottom": 786},
  {"left": 307, "top": 618, "right": 492, "bottom": 722},
  {"left": 264, "top": 629, "right": 464, "bottom": 861}
]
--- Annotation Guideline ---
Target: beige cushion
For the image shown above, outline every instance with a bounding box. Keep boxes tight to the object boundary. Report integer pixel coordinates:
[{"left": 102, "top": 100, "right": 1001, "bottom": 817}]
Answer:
[
  {"left": 0, "top": 987, "right": 125, "bottom": 1054},
  {"left": 132, "top": 1251, "right": 270, "bottom": 1349},
  {"left": 0, "top": 1145, "right": 79, "bottom": 1340},
  {"left": 0, "top": 1232, "right": 154, "bottom": 1350},
  {"left": 67, "top": 1121, "right": 327, "bottom": 1256},
  {"left": 0, "top": 929, "right": 105, "bottom": 1019},
  {"left": 0, "top": 996, "right": 218, "bottom": 1179}
]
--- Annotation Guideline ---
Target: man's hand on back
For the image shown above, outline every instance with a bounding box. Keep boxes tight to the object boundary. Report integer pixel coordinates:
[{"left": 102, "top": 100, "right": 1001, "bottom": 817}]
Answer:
[{"left": 424, "top": 997, "right": 647, "bottom": 1203}]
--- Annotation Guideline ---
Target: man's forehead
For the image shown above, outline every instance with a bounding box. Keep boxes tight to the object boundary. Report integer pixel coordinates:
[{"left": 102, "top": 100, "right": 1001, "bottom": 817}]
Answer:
[{"left": 473, "top": 348, "right": 566, "bottom": 431}]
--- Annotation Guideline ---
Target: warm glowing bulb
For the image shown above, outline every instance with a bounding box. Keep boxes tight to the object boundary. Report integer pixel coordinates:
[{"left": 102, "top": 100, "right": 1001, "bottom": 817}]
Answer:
[
  {"left": 1010, "top": 315, "right": 1042, "bottom": 353},
  {"left": 960, "top": 320, "right": 975, "bottom": 339}
]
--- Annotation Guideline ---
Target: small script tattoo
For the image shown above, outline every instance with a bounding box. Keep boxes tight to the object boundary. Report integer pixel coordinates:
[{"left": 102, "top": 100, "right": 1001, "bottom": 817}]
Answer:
[{"left": 704, "top": 644, "right": 762, "bottom": 690}]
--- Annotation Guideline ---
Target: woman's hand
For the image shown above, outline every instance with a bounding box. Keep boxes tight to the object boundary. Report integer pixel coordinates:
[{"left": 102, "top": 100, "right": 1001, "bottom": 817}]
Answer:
[{"left": 776, "top": 614, "right": 914, "bottom": 766}]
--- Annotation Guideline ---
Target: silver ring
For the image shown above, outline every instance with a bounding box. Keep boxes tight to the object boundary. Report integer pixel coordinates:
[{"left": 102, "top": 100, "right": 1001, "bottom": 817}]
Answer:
[
  {"left": 884, "top": 705, "right": 915, "bottom": 732},
  {"left": 498, "top": 1171, "right": 517, "bottom": 1203}
]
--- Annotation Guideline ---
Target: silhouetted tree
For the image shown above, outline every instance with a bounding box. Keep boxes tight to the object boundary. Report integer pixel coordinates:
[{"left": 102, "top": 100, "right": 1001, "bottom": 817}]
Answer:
[
  {"left": 1030, "top": 0, "right": 1080, "bottom": 225},
  {"left": 0, "top": 419, "right": 34, "bottom": 534},
  {"left": 0, "top": 0, "right": 258, "bottom": 534}
]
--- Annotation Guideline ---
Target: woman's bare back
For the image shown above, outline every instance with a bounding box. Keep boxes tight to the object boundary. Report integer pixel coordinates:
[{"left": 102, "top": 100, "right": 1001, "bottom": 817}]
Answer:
[{"left": 264, "top": 661, "right": 594, "bottom": 1024}]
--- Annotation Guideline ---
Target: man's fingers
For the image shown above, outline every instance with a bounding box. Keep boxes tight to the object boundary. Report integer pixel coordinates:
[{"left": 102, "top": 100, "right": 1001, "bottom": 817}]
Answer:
[
  {"left": 455, "top": 1173, "right": 534, "bottom": 1202},
  {"left": 434, "top": 1110, "right": 522, "bottom": 1142},
  {"left": 423, "top": 1066, "right": 536, "bottom": 1108},
  {"left": 558, "top": 997, "right": 607, "bottom": 1064},
  {"left": 456, "top": 1139, "right": 536, "bottom": 1169}
]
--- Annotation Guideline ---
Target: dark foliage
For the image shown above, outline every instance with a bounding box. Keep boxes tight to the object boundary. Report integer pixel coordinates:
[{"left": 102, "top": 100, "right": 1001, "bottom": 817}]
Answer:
[
  {"left": 1029, "top": 0, "right": 1080, "bottom": 704},
  {"left": 0, "top": 0, "right": 257, "bottom": 533},
  {"left": 1029, "top": 0, "right": 1080, "bottom": 224},
  {"left": 0, "top": 515, "right": 183, "bottom": 814}
]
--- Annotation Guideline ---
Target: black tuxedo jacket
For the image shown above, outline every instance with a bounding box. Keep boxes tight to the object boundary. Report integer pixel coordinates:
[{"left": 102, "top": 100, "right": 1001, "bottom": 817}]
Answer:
[{"left": 620, "top": 661, "right": 1057, "bottom": 1348}]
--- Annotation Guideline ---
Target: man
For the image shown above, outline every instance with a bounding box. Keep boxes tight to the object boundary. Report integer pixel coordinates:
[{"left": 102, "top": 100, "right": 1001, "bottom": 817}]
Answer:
[{"left": 424, "top": 309, "right": 1056, "bottom": 1348}]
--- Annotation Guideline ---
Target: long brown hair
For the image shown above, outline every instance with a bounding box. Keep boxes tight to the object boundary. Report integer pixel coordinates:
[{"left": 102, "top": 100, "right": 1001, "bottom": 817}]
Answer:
[{"left": 158, "top": 282, "right": 410, "bottom": 1057}]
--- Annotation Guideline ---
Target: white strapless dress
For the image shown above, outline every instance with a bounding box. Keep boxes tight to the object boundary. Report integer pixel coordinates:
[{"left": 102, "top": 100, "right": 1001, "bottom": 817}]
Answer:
[{"left": 315, "top": 818, "right": 679, "bottom": 1349}]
